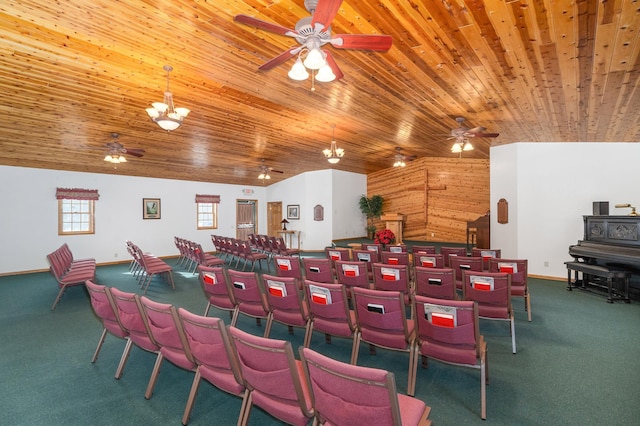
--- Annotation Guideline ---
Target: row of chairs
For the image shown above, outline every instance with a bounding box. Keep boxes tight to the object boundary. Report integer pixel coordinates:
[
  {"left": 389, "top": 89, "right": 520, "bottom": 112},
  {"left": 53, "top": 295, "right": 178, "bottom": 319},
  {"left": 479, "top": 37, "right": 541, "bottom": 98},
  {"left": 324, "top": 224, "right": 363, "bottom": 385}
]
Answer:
[
  {"left": 46, "top": 243, "right": 96, "bottom": 310},
  {"left": 125, "top": 240, "right": 175, "bottom": 294},
  {"left": 174, "top": 236, "right": 224, "bottom": 273},
  {"left": 210, "top": 235, "right": 270, "bottom": 271},
  {"left": 86, "top": 280, "right": 432, "bottom": 425},
  {"left": 248, "top": 233, "right": 300, "bottom": 258},
  {"left": 198, "top": 264, "right": 502, "bottom": 419}
]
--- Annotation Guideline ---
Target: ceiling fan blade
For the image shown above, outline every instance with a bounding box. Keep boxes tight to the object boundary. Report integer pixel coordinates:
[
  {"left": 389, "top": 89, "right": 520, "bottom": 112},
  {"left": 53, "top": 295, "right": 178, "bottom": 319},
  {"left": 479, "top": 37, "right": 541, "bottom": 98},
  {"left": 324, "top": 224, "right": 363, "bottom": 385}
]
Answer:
[
  {"left": 270, "top": 169, "right": 284, "bottom": 174},
  {"left": 324, "top": 50, "right": 344, "bottom": 80},
  {"left": 466, "top": 126, "right": 487, "bottom": 133},
  {"left": 123, "top": 148, "right": 145, "bottom": 157},
  {"left": 258, "top": 46, "right": 300, "bottom": 70},
  {"left": 467, "top": 132, "right": 500, "bottom": 138},
  {"left": 331, "top": 34, "right": 393, "bottom": 51},
  {"left": 311, "top": 0, "right": 343, "bottom": 31},
  {"left": 234, "top": 14, "right": 297, "bottom": 37}
]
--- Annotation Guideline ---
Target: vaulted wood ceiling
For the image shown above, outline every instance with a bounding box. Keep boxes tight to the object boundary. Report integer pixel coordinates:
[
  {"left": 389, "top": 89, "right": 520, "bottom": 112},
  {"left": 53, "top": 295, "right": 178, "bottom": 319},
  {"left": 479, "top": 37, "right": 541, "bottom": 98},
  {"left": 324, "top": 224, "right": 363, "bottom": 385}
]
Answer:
[{"left": 1, "top": 0, "right": 638, "bottom": 185}]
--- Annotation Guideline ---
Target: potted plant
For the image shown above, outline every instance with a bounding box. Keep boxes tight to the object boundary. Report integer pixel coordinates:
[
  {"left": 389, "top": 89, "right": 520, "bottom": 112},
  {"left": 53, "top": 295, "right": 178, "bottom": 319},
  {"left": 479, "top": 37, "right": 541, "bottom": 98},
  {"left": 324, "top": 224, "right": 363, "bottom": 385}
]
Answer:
[{"left": 359, "top": 195, "right": 384, "bottom": 239}]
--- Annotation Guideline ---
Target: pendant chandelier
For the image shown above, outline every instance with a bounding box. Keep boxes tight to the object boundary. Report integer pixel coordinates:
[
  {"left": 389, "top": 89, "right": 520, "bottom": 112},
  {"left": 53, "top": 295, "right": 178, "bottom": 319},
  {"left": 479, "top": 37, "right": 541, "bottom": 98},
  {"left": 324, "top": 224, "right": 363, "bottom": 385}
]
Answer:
[
  {"left": 322, "top": 124, "right": 344, "bottom": 164},
  {"left": 451, "top": 138, "right": 473, "bottom": 153},
  {"left": 145, "top": 65, "right": 190, "bottom": 131}
]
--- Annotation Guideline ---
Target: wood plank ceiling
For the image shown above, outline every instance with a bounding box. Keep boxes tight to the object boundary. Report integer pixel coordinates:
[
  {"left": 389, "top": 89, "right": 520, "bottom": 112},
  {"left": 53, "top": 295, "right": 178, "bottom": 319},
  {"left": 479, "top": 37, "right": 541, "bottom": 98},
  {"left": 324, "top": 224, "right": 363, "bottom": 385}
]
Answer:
[{"left": 0, "top": 0, "right": 638, "bottom": 186}]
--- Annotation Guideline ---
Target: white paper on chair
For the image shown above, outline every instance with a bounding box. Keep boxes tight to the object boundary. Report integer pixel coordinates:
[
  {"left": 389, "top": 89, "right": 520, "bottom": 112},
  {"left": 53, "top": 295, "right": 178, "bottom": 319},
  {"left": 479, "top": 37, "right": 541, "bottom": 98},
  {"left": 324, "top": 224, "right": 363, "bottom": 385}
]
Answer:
[
  {"left": 423, "top": 303, "right": 457, "bottom": 327},
  {"left": 308, "top": 284, "right": 332, "bottom": 305},
  {"left": 470, "top": 275, "right": 494, "bottom": 291},
  {"left": 267, "top": 279, "right": 287, "bottom": 297},
  {"left": 342, "top": 264, "right": 359, "bottom": 277}
]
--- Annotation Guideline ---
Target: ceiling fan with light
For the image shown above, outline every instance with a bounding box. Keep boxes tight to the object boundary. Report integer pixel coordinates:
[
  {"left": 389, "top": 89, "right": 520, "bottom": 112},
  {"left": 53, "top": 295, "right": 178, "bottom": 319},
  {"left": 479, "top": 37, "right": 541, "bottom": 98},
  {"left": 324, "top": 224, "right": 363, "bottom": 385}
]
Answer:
[
  {"left": 392, "top": 147, "right": 416, "bottom": 167},
  {"left": 103, "top": 133, "right": 145, "bottom": 164},
  {"left": 234, "top": 0, "right": 392, "bottom": 84},
  {"left": 449, "top": 117, "right": 499, "bottom": 154},
  {"left": 257, "top": 159, "right": 284, "bottom": 180}
]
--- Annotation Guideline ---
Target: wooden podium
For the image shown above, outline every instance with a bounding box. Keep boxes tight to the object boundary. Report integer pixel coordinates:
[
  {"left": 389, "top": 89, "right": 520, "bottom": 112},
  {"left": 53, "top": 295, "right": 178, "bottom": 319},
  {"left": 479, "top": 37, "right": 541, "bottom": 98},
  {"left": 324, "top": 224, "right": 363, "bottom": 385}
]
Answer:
[{"left": 381, "top": 214, "right": 405, "bottom": 244}]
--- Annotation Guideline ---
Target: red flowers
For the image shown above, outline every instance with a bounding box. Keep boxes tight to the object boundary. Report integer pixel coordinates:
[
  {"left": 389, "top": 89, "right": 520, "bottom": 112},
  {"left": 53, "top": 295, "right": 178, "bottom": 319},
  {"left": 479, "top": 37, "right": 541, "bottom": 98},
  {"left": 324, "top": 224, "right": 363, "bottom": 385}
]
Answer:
[{"left": 374, "top": 229, "right": 395, "bottom": 245}]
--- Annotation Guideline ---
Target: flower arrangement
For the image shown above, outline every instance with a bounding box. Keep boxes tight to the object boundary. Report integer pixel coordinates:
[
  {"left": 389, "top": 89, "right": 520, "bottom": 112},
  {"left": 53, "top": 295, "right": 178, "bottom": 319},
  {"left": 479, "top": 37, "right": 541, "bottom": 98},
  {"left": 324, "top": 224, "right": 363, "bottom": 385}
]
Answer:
[{"left": 374, "top": 229, "right": 396, "bottom": 245}]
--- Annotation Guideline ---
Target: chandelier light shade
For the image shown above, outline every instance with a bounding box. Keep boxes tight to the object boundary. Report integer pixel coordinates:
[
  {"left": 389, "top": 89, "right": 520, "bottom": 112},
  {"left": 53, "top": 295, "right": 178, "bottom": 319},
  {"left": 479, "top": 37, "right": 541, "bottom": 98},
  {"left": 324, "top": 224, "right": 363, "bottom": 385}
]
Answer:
[
  {"left": 145, "top": 65, "right": 190, "bottom": 131},
  {"left": 393, "top": 158, "right": 406, "bottom": 167},
  {"left": 451, "top": 138, "right": 473, "bottom": 153},
  {"left": 323, "top": 125, "right": 344, "bottom": 164},
  {"left": 289, "top": 48, "right": 335, "bottom": 85},
  {"left": 104, "top": 154, "right": 127, "bottom": 164}
]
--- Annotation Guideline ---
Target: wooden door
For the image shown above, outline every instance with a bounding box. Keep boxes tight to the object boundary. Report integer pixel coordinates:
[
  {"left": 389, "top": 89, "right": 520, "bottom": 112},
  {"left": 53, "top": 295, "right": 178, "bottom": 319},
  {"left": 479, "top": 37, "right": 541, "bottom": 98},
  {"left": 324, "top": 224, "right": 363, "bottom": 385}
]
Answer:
[
  {"left": 268, "top": 202, "right": 282, "bottom": 237},
  {"left": 236, "top": 199, "right": 257, "bottom": 240}
]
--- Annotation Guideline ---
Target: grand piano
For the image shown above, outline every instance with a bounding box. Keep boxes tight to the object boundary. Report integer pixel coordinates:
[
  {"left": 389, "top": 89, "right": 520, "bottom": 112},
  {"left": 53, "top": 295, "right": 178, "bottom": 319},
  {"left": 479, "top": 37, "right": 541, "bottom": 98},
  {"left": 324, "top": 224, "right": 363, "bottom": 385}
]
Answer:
[{"left": 569, "top": 215, "right": 640, "bottom": 297}]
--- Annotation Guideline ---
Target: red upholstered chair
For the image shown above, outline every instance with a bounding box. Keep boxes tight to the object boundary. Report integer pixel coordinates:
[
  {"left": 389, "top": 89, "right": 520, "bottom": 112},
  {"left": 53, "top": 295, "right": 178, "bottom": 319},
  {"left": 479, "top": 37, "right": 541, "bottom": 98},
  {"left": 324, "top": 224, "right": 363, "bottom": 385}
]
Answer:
[
  {"left": 139, "top": 296, "right": 196, "bottom": 400},
  {"left": 471, "top": 248, "right": 501, "bottom": 271},
  {"left": 275, "top": 237, "right": 300, "bottom": 257},
  {"left": 450, "top": 256, "right": 484, "bottom": 291},
  {"left": 192, "top": 242, "right": 225, "bottom": 273},
  {"left": 238, "top": 242, "right": 268, "bottom": 272},
  {"left": 411, "top": 245, "right": 437, "bottom": 255},
  {"left": 198, "top": 265, "right": 236, "bottom": 319},
  {"left": 133, "top": 244, "right": 175, "bottom": 294},
  {"left": 300, "top": 347, "right": 432, "bottom": 426},
  {"left": 352, "top": 287, "right": 418, "bottom": 396},
  {"left": 109, "top": 287, "right": 160, "bottom": 380},
  {"left": 261, "top": 274, "right": 311, "bottom": 340},
  {"left": 413, "top": 253, "right": 445, "bottom": 269},
  {"left": 489, "top": 258, "right": 531, "bottom": 322},
  {"left": 85, "top": 280, "right": 129, "bottom": 369},
  {"left": 414, "top": 295, "right": 488, "bottom": 420},
  {"left": 371, "top": 263, "right": 413, "bottom": 317},
  {"left": 335, "top": 260, "right": 371, "bottom": 297},
  {"left": 386, "top": 244, "right": 408, "bottom": 253},
  {"left": 462, "top": 270, "right": 516, "bottom": 354},
  {"left": 228, "top": 326, "right": 314, "bottom": 426},
  {"left": 226, "top": 269, "right": 270, "bottom": 333},
  {"left": 362, "top": 243, "right": 383, "bottom": 255},
  {"left": 303, "top": 279, "right": 361, "bottom": 364},
  {"left": 353, "top": 249, "right": 378, "bottom": 278},
  {"left": 440, "top": 246, "right": 468, "bottom": 268},
  {"left": 381, "top": 250, "right": 410, "bottom": 267},
  {"left": 414, "top": 267, "right": 457, "bottom": 300},
  {"left": 273, "top": 255, "right": 304, "bottom": 287},
  {"left": 302, "top": 258, "right": 336, "bottom": 284},
  {"left": 177, "top": 308, "right": 248, "bottom": 425},
  {"left": 325, "top": 247, "right": 351, "bottom": 277}
]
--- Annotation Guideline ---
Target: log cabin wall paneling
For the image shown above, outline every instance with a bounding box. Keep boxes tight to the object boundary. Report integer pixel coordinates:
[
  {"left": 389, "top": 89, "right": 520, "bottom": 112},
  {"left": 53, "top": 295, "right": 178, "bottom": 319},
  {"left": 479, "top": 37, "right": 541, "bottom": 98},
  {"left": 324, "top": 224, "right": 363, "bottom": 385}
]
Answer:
[{"left": 367, "top": 157, "right": 489, "bottom": 243}]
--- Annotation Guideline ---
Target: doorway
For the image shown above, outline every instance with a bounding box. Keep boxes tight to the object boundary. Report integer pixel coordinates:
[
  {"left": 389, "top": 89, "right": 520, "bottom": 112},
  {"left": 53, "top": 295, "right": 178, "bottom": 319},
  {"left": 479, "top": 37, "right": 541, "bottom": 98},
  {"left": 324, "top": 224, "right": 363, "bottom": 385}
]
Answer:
[
  {"left": 267, "top": 202, "right": 283, "bottom": 237},
  {"left": 236, "top": 199, "right": 257, "bottom": 240}
]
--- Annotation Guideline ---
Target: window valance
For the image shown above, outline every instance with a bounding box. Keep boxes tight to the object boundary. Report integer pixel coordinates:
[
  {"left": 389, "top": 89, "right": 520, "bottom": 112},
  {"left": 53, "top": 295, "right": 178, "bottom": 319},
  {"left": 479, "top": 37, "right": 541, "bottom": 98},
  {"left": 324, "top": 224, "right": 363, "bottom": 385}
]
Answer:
[
  {"left": 56, "top": 188, "right": 100, "bottom": 200},
  {"left": 195, "top": 194, "right": 220, "bottom": 204}
]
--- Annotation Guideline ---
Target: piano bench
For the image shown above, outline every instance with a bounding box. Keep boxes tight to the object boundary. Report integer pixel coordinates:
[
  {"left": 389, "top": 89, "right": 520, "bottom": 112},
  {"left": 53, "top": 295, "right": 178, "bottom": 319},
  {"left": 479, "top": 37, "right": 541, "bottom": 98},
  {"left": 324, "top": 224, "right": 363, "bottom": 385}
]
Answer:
[{"left": 565, "top": 261, "right": 631, "bottom": 303}]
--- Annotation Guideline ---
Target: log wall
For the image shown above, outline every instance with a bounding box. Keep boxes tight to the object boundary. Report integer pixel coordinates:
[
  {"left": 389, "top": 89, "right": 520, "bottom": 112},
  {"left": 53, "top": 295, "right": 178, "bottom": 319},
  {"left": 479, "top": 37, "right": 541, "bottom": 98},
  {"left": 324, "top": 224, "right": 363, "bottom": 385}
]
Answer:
[{"left": 367, "top": 157, "right": 490, "bottom": 243}]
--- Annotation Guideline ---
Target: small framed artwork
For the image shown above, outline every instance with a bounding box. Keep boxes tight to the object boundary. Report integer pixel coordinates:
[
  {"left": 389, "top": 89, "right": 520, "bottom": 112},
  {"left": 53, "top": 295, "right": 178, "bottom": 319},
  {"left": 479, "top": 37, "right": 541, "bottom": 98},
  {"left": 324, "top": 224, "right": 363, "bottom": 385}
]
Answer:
[
  {"left": 143, "top": 198, "right": 161, "bottom": 219},
  {"left": 287, "top": 204, "right": 300, "bottom": 220}
]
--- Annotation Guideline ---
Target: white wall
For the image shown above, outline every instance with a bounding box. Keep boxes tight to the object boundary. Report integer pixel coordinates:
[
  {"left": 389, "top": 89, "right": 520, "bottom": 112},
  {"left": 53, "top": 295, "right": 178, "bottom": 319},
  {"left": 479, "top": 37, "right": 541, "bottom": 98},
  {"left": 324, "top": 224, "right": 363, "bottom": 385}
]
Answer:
[
  {"left": 0, "top": 165, "right": 367, "bottom": 274},
  {"left": 490, "top": 142, "right": 640, "bottom": 279}
]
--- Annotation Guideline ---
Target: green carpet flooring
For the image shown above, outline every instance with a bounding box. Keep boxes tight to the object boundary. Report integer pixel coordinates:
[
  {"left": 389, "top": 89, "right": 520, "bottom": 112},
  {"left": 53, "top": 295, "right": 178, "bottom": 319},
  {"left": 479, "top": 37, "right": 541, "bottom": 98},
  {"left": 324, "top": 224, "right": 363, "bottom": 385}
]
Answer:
[{"left": 1, "top": 249, "right": 639, "bottom": 425}]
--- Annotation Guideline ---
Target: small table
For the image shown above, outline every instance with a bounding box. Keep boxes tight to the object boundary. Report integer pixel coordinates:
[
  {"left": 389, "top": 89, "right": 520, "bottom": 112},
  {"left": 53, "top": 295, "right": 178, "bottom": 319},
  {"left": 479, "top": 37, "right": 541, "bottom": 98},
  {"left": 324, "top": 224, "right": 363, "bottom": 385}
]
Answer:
[{"left": 278, "top": 230, "right": 300, "bottom": 249}]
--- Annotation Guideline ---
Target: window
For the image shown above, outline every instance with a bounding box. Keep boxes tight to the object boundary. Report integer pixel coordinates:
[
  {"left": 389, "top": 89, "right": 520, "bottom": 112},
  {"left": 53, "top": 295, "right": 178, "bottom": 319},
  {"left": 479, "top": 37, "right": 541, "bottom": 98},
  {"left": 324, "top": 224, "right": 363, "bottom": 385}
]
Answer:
[
  {"left": 195, "top": 194, "right": 220, "bottom": 230},
  {"left": 197, "top": 202, "right": 218, "bottom": 230},
  {"left": 56, "top": 187, "right": 99, "bottom": 235}
]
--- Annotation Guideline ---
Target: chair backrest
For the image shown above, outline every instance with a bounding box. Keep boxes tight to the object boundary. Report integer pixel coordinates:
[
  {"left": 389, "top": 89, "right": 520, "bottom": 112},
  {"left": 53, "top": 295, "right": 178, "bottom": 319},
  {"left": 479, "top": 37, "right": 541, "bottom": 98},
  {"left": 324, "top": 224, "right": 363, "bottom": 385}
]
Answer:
[
  {"left": 357, "top": 247, "right": 382, "bottom": 263},
  {"left": 176, "top": 308, "right": 245, "bottom": 395},
  {"left": 352, "top": 249, "right": 378, "bottom": 274},
  {"left": 335, "top": 260, "right": 370, "bottom": 291},
  {"left": 198, "top": 265, "right": 236, "bottom": 307},
  {"left": 371, "top": 263, "right": 411, "bottom": 296},
  {"left": 450, "top": 256, "right": 484, "bottom": 284},
  {"left": 226, "top": 269, "right": 269, "bottom": 322},
  {"left": 273, "top": 256, "right": 303, "bottom": 280},
  {"left": 109, "top": 287, "right": 159, "bottom": 352},
  {"left": 381, "top": 251, "right": 410, "bottom": 266},
  {"left": 303, "top": 279, "right": 357, "bottom": 337},
  {"left": 385, "top": 244, "right": 407, "bottom": 253},
  {"left": 352, "top": 287, "right": 412, "bottom": 350},
  {"left": 300, "top": 347, "right": 407, "bottom": 426},
  {"left": 302, "top": 258, "right": 335, "bottom": 283},
  {"left": 462, "top": 271, "right": 512, "bottom": 319},
  {"left": 362, "top": 243, "right": 383, "bottom": 254},
  {"left": 488, "top": 258, "right": 527, "bottom": 290},
  {"left": 139, "top": 296, "right": 195, "bottom": 369},
  {"left": 414, "top": 295, "right": 481, "bottom": 365},
  {"left": 414, "top": 267, "right": 457, "bottom": 300},
  {"left": 440, "top": 246, "right": 468, "bottom": 267},
  {"left": 471, "top": 248, "right": 501, "bottom": 270},
  {"left": 325, "top": 247, "right": 351, "bottom": 262},
  {"left": 262, "top": 274, "right": 309, "bottom": 326},
  {"left": 228, "top": 326, "right": 314, "bottom": 424},
  {"left": 411, "top": 245, "right": 436, "bottom": 255},
  {"left": 413, "top": 253, "right": 444, "bottom": 269},
  {"left": 85, "top": 280, "right": 127, "bottom": 338}
]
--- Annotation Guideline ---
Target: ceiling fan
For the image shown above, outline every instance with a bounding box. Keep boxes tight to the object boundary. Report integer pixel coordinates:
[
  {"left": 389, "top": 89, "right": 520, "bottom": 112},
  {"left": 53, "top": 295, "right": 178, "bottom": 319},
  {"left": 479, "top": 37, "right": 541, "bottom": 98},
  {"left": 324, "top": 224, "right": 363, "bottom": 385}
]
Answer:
[
  {"left": 234, "top": 0, "right": 393, "bottom": 82},
  {"left": 103, "top": 133, "right": 145, "bottom": 164},
  {"left": 449, "top": 117, "right": 499, "bottom": 153},
  {"left": 257, "top": 159, "right": 284, "bottom": 180},
  {"left": 393, "top": 147, "right": 416, "bottom": 167}
]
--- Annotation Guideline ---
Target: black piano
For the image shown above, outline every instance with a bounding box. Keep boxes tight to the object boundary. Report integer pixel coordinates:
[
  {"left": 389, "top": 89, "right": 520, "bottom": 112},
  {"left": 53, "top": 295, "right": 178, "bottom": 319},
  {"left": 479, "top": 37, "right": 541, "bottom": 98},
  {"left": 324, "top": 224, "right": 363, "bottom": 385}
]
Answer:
[{"left": 569, "top": 215, "right": 640, "bottom": 298}]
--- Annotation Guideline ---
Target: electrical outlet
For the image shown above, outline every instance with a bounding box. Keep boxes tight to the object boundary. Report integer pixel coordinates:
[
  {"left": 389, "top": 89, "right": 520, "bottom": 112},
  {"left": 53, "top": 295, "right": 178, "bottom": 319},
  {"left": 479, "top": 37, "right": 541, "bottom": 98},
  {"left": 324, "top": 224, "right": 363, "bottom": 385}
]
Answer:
[
  {"left": 544, "top": 261, "right": 549, "bottom": 267},
  {"left": 114, "top": 253, "right": 118, "bottom": 258}
]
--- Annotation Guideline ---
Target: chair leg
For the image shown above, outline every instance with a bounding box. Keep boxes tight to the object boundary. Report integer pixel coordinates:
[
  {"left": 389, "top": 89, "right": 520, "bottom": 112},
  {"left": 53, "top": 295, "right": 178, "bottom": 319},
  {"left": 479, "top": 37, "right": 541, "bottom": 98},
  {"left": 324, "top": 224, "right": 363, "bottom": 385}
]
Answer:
[
  {"left": 526, "top": 291, "right": 532, "bottom": 322},
  {"left": 91, "top": 328, "right": 108, "bottom": 363},
  {"left": 263, "top": 313, "right": 274, "bottom": 338},
  {"left": 182, "top": 369, "right": 202, "bottom": 425},
  {"left": 510, "top": 314, "right": 517, "bottom": 354},
  {"left": 350, "top": 332, "right": 361, "bottom": 365},
  {"left": 481, "top": 358, "right": 487, "bottom": 420},
  {"left": 51, "top": 286, "right": 67, "bottom": 310},
  {"left": 145, "top": 352, "right": 164, "bottom": 399},
  {"left": 115, "top": 338, "right": 133, "bottom": 379}
]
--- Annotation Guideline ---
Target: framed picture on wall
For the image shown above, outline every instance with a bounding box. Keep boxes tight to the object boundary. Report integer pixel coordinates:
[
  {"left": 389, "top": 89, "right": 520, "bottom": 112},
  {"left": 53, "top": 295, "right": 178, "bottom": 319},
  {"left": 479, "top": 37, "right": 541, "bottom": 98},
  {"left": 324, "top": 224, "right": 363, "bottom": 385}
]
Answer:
[
  {"left": 287, "top": 204, "right": 300, "bottom": 220},
  {"left": 143, "top": 198, "right": 161, "bottom": 219}
]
